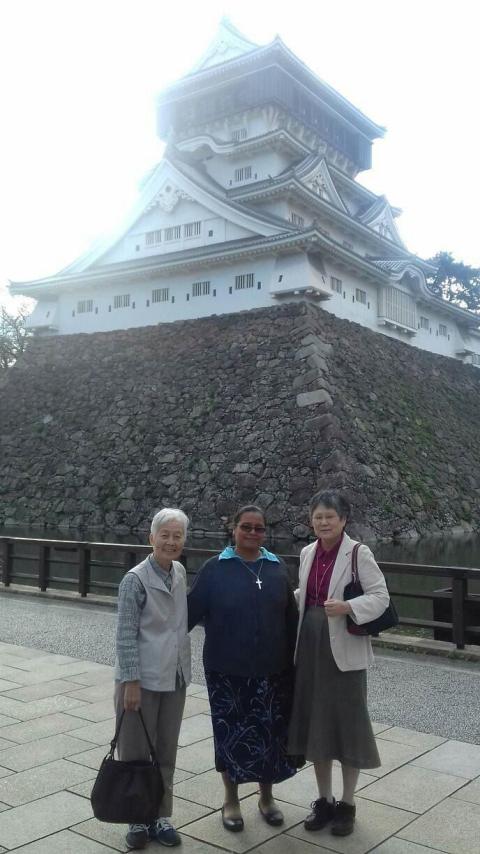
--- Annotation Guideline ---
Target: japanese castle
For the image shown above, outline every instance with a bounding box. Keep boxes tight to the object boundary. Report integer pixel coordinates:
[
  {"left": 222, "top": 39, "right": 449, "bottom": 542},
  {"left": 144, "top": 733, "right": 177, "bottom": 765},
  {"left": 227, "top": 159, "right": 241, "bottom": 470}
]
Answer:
[{"left": 11, "top": 19, "right": 480, "bottom": 366}]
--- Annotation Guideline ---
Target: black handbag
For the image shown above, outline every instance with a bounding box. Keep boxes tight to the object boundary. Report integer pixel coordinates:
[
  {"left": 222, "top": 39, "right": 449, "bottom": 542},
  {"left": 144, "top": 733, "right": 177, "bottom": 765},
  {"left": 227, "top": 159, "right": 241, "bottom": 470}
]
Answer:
[
  {"left": 344, "top": 543, "right": 399, "bottom": 636},
  {"left": 90, "top": 708, "right": 164, "bottom": 824}
]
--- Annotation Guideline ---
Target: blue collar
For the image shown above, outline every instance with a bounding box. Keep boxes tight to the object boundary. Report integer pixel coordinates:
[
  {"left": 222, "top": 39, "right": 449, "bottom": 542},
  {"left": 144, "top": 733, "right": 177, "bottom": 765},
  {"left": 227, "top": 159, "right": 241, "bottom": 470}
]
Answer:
[{"left": 218, "top": 545, "right": 280, "bottom": 563}]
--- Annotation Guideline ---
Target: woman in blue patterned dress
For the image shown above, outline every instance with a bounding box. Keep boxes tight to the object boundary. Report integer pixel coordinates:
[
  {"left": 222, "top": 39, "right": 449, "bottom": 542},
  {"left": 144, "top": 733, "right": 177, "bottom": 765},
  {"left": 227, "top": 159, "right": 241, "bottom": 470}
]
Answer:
[{"left": 188, "top": 505, "right": 299, "bottom": 832}]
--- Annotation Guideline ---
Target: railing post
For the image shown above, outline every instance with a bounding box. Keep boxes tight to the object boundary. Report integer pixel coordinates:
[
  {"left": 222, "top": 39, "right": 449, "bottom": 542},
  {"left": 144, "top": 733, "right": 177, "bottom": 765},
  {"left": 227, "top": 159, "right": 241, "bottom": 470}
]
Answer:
[
  {"left": 38, "top": 544, "right": 50, "bottom": 591},
  {"left": 124, "top": 550, "right": 137, "bottom": 572},
  {"left": 78, "top": 547, "right": 91, "bottom": 597},
  {"left": 1, "top": 539, "right": 12, "bottom": 586},
  {"left": 452, "top": 575, "right": 467, "bottom": 649}
]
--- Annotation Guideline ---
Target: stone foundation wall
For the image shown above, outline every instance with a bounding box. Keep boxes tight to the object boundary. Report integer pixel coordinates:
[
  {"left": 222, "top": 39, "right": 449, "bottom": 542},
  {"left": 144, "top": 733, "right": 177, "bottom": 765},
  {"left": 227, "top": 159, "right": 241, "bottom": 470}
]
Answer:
[{"left": 1, "top": 302, "right": 479, "bottom": 539}]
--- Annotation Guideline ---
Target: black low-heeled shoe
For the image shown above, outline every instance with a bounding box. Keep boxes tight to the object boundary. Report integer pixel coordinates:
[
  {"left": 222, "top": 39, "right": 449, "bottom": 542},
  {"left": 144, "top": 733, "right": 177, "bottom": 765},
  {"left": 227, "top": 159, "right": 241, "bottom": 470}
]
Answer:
[
  {"left": 258, "top": 801, "right": 284, "bottom": 826},
  {"left": 221, "top": 806, "right": 244, "bottom": 832}
]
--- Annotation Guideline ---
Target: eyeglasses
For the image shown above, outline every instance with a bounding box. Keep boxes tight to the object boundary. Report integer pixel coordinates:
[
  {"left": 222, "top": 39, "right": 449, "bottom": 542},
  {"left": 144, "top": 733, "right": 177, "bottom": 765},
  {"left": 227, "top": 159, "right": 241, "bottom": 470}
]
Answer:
[{"left": 238, "top": 523, "right": 266, "bottom": 534}]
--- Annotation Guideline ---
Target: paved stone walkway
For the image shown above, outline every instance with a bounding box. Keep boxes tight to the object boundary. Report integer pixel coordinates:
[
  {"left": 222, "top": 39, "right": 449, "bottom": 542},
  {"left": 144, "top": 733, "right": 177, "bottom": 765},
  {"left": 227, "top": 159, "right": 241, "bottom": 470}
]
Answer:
[{"left": 0, "top": 642, "right": 479, "bottom": 853}]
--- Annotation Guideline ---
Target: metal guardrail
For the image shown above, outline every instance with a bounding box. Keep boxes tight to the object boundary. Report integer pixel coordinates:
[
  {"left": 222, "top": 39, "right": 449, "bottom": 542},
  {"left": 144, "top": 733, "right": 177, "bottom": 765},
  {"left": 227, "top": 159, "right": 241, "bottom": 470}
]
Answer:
[{"left": 1, "top": 536, "right": 479, "bottom": 650}]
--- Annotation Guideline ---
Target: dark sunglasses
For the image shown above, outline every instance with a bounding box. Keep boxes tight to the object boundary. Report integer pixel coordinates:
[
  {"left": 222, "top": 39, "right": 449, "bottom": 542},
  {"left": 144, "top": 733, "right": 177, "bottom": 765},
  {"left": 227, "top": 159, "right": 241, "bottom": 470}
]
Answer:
[{"left": 238, "top": 523, "right": 266, "bottom": 534}]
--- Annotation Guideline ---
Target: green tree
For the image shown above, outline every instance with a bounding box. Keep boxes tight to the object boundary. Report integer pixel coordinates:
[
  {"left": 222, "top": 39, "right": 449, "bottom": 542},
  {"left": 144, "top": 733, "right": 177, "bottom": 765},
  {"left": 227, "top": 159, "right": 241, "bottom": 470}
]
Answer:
[
  {"left": 426, "top": 251, "right": 480, "bottom": 313},
  {"left": 0, "top": 304, "right": 30, "bottom": 368}
]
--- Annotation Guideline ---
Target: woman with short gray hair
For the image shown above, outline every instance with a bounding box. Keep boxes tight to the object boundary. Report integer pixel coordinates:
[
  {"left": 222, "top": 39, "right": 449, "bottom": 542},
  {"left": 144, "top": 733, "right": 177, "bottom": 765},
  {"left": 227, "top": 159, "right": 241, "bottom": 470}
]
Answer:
[
  {"left": 114, "top": 507, "right": 191, "bottom": 850},
  {"left": 288, "top": 490, "right": 389, "bottom": 838}
]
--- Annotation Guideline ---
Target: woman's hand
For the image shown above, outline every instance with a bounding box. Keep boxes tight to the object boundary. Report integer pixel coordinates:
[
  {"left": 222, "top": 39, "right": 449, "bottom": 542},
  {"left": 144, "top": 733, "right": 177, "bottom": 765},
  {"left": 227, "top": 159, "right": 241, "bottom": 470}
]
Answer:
[
  {"left": 124, "top": 680, "right": 141, "bottom": 711},
  {"left": 324, "top": 598, "right": 352, "bottom": 617}
]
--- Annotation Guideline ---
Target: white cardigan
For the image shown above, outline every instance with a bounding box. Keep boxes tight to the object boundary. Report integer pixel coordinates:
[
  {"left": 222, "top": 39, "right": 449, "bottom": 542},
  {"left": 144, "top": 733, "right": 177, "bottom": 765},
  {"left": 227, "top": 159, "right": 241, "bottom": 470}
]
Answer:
[{"left": 294, "top": 533, "right": 389, "bottom": 672}]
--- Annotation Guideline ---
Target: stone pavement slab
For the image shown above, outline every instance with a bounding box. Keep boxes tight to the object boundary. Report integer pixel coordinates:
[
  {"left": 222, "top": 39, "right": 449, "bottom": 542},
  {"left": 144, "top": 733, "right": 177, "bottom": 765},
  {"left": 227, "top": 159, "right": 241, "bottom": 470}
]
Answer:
[
  {"left": 174, "top": 767, "right": 259, "bottom": 808},
  {"left": 0, "top": 790, "right": 93, "bottom": 849},
  {"left": 67, "top": 778, "right": 96, "bottom": 798},
  {"left": 0, "top": 758, "right": 94, "bottom": 806},
  {"left": 375, "top": 725, "right": 447, "bottom": 752},
  {"left": 370, "top": 840, "right": 449, "bottom": 853},
  {"left": 0, "top": 693, "right": 89, "bottom": 721},
  {"left": 255, "top": 838, "right": 340, "bottom": 854},
  {"left": 62, "top": 698, "right": 115, "bottom": 722},
  {"left": 6, "top": 829, "right": 119, "bottom": 853},
  {"left": 69, "top": 718, "right": 117, "bottom": 745},
  {"left": 65, "top": 668, "right": 113, "bottom": 687},
  {"left": 183, "top": 695, "right": 211, "bottom": 717},
  {"left": 178, "top": 712, "right": 213, "bottom": 746},
  {"left": 0, "top": 715, "right": 20, "bottom": 728},
  {"left": 2, "top": 679, "right": 87, "bottom": 702},
  {"left": 67, "top": 745, "right": 109, "bottom": 770},
  {"left": 359, "top": 763, "right": 468, "bottom": 813},
  {"left": 0, "top": 679, "right": 21, "bottom": 692},
  {"left": 0, "top": 732, "right": 93, "bottom": 772},
  {"left": 0, "top": 711, "right": 89, "bottom": 743},
  {"left": 176, "top": 736, "right": 216, "bottom": 773},
  {"left": 451, "top": 776, "right": 480, "bottom": 805},
  {"left": 411, "top": 739, "right": 480, "bottom": 779},
  {"left": 367, "top": 737, "right": 428, "bottom": 777},
  {"left": 0, "top": 767, "right": 13, "bottom": 781},
  {"left": 65, "top": 683, "right": 116, "bottom": 703},
  {"left": 398, "top": 796, "right": 480, "bottom": 853}
]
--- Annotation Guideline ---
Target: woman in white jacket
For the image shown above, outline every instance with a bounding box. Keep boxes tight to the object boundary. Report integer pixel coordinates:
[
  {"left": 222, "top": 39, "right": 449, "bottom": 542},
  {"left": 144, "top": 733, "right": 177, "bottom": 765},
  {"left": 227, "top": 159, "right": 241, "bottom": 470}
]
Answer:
[{"left": 288, "top": 491, "right": 389, "bottom": 838}]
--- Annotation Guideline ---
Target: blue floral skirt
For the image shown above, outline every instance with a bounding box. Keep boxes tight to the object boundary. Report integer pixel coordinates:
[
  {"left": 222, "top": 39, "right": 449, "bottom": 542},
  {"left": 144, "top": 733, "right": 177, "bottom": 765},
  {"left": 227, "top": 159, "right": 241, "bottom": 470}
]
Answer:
[{"left": 205, "top": 669, "right": 298, "bottom": 784}]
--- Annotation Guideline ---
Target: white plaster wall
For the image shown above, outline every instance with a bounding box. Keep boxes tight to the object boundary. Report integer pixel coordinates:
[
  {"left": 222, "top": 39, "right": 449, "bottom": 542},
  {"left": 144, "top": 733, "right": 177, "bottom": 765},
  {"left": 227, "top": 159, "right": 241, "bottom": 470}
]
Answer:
[
  {"left": 55, "top": 258, "right": 275, "bottom": 334},
  {"left": 204, "top": 150, "right": 291, "bottom": 189},
  {"left": 100, "top": 199, "right": 256, "bottom": 266},
  {"left": 31, "top": 254, "right": 480, "bottom": 368}
]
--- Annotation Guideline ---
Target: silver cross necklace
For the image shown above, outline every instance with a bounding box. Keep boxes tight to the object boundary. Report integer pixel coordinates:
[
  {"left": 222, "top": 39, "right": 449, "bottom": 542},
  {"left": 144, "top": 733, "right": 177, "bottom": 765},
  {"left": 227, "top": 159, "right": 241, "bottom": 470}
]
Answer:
[{"left": 234, "top": 551, "right": 264, "bottom": 589}]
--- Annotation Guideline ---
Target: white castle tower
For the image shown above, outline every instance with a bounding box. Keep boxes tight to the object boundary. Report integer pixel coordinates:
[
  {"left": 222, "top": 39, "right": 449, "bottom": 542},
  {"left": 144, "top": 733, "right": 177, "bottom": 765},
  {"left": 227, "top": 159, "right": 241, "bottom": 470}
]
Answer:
[{"left": 11, "top": 19, "right": 480, "bottom": 366}]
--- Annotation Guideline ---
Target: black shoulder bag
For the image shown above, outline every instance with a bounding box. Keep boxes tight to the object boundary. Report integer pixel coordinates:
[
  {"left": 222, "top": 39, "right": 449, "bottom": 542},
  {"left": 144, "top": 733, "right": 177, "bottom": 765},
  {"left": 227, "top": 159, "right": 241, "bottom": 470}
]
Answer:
[
  {"left": 91, "top": 708, "right": 164, "bottom": 824},
  {"left": 344, "top": 543, "right": 399, "bottom": 636}
]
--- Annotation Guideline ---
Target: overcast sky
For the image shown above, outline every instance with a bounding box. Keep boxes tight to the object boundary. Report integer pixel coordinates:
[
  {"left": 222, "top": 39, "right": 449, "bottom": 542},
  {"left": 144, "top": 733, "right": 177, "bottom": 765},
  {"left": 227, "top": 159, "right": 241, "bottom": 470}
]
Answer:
[{"left": 1, "top": 0, "right": 478, "bottom": 311}]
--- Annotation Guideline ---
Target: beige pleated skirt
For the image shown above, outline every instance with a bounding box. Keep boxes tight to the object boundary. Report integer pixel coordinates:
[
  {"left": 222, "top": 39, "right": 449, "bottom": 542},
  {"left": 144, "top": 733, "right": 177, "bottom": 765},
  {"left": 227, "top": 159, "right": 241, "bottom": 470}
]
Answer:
[{"left": 288, "top": 607, "right": 381, "bottom": 769}]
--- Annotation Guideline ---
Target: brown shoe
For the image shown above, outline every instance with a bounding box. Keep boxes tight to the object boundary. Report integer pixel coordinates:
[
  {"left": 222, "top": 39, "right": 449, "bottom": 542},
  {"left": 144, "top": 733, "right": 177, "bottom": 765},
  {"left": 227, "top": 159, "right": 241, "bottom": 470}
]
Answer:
[
  {"left": 304, "top": 797, "right": 336, "bottom": 831},
  {"left": 331, "top": 800, "right": 356, "bottom": 836}
]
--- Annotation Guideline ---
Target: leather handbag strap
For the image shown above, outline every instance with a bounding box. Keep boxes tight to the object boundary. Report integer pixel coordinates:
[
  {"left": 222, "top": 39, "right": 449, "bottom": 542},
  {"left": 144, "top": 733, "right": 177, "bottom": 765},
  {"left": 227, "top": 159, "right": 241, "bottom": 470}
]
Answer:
[
  {"left": 109, "top": 708, "right": 158, "bottom": 763},
  {"left": 351, "top": 543, "right": 361, "bottom": 585}
]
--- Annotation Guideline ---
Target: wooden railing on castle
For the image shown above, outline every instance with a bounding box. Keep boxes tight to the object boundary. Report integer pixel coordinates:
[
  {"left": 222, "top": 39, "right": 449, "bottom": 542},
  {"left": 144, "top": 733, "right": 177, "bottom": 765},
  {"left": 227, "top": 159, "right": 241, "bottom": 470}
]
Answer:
[{"left": 1, "top": 536, "right": 479, "bottom": 650}]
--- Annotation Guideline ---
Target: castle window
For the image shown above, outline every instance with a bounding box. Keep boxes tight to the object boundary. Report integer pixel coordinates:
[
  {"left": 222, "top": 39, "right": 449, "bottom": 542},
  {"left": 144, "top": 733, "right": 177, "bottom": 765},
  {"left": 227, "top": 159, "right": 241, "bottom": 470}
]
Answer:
[
  {"left": 355, "top": 288, "right": 367, "bottom": 304},
  {"left": 164, "top": 225, "right": 181, "bottom": 241},
  {"left": 184, "top": 221, "right": 201, "bottom": 238},
  {"left": 192, "top": 280, "right": 210, "bottom": 297},
  {"left": 145, "top": 230, "right": 162, "bottom": 246},
  {"left": 77, "top": 299, "right": 93, "bottom": 314},
  {"left": 113, "top": 294, "right": 130, "bottom": 309},
  {"left": 234, "top": 166, "right": 252, "bottom": 182},
  {"left": 379, "top": 286, "right": 416, "bottom": 329},
  {"left": 290, "top": 212, "right": 304, "bottom": 227},
  {"left": 420, "top": 316, "right": 430, "bottom": 330},
  {"left": 152, "top": 288, "right": 170, "bottom": 303},
  {"left": 232, "top": 128, "right": 247, "bottom": 142},
  {"left": 331, "top": 276, "right": 342, "bottom": 294},
  {"left": 235, "top": 273, "right": 255, "bottom": 290},
  {"left": 439, "top": 323, "right": 448, "bottom": 337}
]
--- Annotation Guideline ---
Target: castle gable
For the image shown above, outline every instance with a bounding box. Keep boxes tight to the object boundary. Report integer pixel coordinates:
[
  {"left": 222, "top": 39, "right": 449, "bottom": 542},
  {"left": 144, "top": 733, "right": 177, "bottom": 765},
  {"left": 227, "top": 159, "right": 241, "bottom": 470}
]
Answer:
[
  {"left": 61, "top": 157, "right": 284, "bottom": 273},
  {"left": 358, "top": 197, "right": 405, "bottom": 247},
  {"left": 295, "top": 156, "right": 347, "bottom": 212},
  {"left": 187, "top": 18, "right": 259, "bottom": 74}
]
